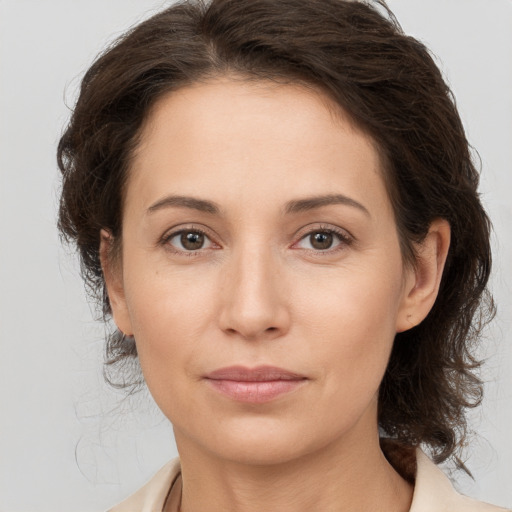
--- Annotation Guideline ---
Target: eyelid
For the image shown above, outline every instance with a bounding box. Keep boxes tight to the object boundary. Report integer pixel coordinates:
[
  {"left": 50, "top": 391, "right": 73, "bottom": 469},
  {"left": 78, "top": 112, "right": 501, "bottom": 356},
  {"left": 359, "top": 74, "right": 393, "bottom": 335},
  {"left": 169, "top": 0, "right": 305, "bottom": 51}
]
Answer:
[
  {"left": 291, "top": 224, "right": 354, "bottom": 253},
  {"left": 159, "top": 222, "right": 354, "bottom": 256},
  {"left": 160, "top": 224, "right": 221, "bottom": 255}
]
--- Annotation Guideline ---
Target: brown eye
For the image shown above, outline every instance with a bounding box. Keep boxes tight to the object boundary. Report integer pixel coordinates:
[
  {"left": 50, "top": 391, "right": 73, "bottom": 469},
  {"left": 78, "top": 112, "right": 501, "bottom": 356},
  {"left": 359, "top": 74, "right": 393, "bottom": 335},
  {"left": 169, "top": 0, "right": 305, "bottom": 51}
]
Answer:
[
  {"left": 295, "top": 228, "right": 350, "bottom": 252},
  {"left": 166, "top": 230, "right": 214, "bottom": 252},
  {"left": 309, "top": 232, "right": 334, "bottom": 250},
  {"left": 181, "top": 231, "right": 205, "bottom": 250}
]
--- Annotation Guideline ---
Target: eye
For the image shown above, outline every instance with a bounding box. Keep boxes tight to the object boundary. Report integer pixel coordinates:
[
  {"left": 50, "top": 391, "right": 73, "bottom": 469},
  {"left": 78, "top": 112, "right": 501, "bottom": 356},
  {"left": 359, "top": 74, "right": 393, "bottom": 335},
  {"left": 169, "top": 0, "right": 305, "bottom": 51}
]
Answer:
[
  {"left": 166, "top": 229, "right": 215, "bottom": 252},
  {"left": 294, "top": 227, "right": 351, "bottom": 251}
]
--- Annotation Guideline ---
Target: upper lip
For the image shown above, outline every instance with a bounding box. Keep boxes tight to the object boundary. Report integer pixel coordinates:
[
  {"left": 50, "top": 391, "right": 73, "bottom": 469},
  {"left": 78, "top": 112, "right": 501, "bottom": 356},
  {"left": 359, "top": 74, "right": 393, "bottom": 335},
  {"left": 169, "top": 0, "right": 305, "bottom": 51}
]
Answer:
[{"left": 205, "top": 365, "right": 306, "bottom": 382}]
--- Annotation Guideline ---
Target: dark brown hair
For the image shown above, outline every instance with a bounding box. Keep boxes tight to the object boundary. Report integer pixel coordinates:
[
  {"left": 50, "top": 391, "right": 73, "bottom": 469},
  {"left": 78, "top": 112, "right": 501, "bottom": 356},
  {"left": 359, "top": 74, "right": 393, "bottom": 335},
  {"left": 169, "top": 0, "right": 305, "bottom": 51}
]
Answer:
[{"left": 57, "top": 0, "right": 494, "bottom": 469}]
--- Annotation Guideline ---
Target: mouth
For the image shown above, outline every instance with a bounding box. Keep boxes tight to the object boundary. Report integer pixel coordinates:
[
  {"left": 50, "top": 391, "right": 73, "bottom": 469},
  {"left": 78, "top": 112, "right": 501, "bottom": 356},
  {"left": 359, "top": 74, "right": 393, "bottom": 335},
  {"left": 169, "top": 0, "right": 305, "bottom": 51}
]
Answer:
[{"left": 203, "top": 365, "right": 308, "bottom": 403}]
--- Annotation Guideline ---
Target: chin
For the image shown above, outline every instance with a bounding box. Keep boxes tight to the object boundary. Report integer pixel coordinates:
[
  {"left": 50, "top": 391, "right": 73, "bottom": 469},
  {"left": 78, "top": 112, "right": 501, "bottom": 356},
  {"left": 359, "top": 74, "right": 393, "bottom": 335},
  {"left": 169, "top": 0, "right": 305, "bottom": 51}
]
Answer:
[
  {"left": 214, "top": 438, "right": 311, "bottom": 467},
  {"left": 188, "top": 415, "right": 341, "bottom": 468}
]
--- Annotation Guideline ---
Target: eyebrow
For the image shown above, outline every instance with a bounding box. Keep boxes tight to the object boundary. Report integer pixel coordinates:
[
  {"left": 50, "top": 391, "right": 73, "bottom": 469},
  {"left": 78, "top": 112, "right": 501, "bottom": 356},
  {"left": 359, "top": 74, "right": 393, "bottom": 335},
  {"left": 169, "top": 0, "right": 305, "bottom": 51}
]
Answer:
[
  {"left": 146, "top": 193, "right": 370, "bottom": 217},
  {"left": 147, "top": 195, "right": 220, "bottom": 215},
  {"left": 284, "top": 194, "right": 370, "bottom": 217}
]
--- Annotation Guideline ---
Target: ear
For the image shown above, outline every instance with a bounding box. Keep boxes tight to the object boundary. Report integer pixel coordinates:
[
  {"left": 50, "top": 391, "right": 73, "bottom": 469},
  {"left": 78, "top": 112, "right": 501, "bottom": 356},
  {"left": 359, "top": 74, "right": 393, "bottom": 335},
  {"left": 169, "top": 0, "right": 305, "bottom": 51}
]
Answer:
[
  {"left": 99, "top": 229, "right": 134, "bottom": 336},
  {"left": 396, "top": 219, "right": 451, "bottom": 333}
]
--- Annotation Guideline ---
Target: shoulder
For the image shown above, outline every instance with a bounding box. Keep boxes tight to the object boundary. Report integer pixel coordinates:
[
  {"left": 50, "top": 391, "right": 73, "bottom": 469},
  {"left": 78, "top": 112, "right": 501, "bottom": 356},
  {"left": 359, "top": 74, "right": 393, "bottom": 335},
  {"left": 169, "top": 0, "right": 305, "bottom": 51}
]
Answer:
[
  {"left": 106, "top": 451, "right": 509, "bottom": 512},
  {"left": 107, "top": 458, "right": 181, "bottom": 512},
  {"left": 411, "top": 449, "right": 509, "bottom": 512}
]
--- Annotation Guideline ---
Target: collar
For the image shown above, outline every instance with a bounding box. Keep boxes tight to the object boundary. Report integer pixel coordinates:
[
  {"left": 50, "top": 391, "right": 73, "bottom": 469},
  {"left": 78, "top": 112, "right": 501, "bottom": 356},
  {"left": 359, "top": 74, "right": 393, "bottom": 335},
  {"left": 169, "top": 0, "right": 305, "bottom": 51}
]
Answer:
[{"left": 108, "top": 449, "right": 507, "bottom": 512}]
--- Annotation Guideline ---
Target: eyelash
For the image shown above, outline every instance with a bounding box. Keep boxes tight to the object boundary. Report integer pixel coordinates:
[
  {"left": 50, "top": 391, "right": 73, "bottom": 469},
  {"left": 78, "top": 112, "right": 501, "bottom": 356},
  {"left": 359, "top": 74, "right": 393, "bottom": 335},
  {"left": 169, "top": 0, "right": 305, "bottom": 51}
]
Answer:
[
  {"left": 293, "top": 225, "right": 353, "bottom": 255},
  {"left": 161, "top": 224, "right": 353, "bottom": 257},
  {"left": 161, "top": 226, "right": 216, "bottom": 257}
]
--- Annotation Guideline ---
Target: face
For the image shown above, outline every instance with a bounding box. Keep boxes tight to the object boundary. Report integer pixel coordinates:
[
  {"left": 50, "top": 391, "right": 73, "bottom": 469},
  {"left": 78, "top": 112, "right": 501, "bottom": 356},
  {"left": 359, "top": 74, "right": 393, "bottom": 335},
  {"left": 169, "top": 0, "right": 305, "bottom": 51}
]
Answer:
[{"left": 105, "top": 77, "right": 422, "bottom": 466}]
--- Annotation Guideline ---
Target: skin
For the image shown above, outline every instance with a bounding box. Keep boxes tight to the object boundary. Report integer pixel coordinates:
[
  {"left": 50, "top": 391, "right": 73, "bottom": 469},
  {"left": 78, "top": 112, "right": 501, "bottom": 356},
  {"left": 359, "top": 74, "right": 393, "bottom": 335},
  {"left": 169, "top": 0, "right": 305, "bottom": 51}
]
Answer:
[{"left": 101, "top": 77, "right": 450, "bottom": 512}]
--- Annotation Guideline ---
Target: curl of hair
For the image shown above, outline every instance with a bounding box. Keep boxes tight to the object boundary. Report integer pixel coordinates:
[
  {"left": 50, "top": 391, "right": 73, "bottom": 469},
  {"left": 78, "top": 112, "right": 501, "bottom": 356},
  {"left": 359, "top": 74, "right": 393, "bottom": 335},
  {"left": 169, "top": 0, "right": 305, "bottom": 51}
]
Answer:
[{"left": 57, "top": 0, "right": 494, "bottom": 468}]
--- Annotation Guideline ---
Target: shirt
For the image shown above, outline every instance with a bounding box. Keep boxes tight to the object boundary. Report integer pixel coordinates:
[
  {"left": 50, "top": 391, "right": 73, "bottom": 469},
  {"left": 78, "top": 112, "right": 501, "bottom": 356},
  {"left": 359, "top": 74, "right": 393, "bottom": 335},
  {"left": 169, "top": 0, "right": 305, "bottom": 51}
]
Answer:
[{"left": 108, "top": 449, "right": 509, "bottom": 512}]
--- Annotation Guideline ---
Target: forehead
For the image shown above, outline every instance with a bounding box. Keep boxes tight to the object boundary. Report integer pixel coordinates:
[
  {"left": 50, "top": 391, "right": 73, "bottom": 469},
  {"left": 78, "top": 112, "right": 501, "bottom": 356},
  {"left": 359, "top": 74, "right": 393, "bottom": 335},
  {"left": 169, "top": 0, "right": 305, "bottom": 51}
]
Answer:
[
  {"left": 127, "top": 77, "right": 391, "bottom": 220},
  {"left": 134, "top": 76, "right": 373, "bottom": 158}
]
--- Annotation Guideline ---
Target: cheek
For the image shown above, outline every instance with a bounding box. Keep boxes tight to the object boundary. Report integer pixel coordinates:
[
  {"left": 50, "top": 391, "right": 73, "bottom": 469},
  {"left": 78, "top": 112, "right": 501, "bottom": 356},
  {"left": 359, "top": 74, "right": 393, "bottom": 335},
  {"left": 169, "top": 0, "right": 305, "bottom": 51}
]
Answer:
[
  {"left": 122, "top": 264, "right": 219, "bottom": 389},
  {"left": 298, "top": 259, "right": 404, "bottom": 338},
  {"left": 296, "top": 261, "right": 404, "bottom": 390},
  {"left": 125, "top": 287, "right": 213, "bottom": 424},
  {"left": 125, "top": 255, "right": 216, "bottom": 328}
]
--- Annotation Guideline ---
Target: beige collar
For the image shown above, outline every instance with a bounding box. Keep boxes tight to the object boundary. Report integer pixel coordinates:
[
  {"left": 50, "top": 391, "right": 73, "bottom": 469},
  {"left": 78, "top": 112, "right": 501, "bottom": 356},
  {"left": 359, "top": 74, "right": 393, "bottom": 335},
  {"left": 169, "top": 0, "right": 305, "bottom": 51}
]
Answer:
[{"left": 109, "top": 450, "right": 508, "bottom": 512}]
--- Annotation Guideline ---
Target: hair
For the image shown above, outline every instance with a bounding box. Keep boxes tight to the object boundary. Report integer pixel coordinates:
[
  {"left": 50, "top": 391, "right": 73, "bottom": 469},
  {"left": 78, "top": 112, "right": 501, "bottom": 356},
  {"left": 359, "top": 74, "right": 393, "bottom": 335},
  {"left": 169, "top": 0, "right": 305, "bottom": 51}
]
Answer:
[{"left": 57, "top": 0, "right": 494, "bottom": 469}]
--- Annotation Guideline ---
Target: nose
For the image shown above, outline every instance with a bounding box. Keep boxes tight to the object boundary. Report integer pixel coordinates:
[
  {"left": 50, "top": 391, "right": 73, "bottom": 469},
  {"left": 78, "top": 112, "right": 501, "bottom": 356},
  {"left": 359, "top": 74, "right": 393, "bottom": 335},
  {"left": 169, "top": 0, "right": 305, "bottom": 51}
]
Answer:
[{"left": 218, "top": 243, "right": 291, "bottom": 341}]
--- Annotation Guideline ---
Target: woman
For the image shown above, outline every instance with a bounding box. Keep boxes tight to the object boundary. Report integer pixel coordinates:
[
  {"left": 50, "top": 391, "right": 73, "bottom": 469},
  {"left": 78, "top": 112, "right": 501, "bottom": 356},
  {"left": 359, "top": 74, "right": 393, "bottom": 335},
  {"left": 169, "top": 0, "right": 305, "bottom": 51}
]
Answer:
[{"left": 57, "top": 0, "right": 509, "bottom": 510}]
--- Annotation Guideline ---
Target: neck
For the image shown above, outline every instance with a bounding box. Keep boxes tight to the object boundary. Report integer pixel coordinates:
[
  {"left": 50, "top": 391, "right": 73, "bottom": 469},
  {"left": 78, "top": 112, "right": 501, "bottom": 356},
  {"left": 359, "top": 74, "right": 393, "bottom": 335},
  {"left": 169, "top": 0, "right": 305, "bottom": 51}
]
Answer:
[{"left": 172, "top": 425, "right": 413, "bottom": 512}]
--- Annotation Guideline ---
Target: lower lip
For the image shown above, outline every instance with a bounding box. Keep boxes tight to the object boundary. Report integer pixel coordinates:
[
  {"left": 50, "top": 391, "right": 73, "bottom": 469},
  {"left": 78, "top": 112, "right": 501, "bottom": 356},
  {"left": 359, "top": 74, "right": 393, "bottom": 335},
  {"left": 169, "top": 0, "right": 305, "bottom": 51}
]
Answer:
[{"left": 206, "top": 379, "right": 306, "bottom": 403}]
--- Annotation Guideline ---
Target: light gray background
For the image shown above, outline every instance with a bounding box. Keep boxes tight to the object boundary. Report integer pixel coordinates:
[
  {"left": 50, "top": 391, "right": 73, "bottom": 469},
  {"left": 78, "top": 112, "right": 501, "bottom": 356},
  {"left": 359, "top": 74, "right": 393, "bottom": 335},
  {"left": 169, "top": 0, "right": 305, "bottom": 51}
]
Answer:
[{"left": 0, "top": 1, "right": 511, "bottom": 510}]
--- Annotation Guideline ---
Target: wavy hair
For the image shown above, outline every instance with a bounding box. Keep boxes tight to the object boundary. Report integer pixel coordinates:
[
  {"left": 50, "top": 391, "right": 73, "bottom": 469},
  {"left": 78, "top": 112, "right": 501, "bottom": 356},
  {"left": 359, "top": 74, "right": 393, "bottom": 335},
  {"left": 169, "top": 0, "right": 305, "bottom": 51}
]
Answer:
[{"left": 58, "top": 0, "right": 494, "bottom": 469}]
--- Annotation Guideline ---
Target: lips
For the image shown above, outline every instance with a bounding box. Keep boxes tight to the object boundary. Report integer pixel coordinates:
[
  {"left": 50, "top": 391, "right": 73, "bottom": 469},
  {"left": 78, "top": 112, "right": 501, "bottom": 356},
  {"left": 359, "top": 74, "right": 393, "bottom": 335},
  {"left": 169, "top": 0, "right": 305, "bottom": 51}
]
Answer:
[{"left": 204, "top": 365, "right": 307, "bottom": 403}]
